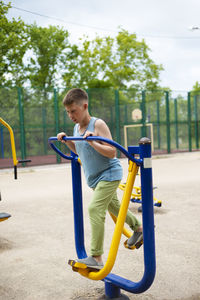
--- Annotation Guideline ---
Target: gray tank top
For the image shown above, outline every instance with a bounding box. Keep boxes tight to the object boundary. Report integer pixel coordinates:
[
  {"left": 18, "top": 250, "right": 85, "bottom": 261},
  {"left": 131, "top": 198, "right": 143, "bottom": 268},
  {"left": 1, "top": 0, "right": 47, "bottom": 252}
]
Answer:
[{"left": 73, "top": 117, "right": 123, "bottom": 188}]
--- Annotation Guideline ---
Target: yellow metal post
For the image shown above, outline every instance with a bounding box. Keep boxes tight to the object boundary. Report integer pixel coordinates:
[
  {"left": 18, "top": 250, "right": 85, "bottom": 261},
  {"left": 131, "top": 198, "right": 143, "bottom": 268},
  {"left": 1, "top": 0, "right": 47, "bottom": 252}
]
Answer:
[
  {"left": 78, "top": 161, "right": 139, "bottom": 281},
  {"left": 0, "top": 118, "right": 18, "bottom": 166}
]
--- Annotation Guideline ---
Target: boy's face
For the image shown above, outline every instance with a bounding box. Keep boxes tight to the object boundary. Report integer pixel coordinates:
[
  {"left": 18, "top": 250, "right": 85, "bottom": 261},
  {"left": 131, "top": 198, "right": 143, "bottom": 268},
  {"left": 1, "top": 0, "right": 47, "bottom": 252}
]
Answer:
[{"left": 65, "top": 102, "right": 87, "bottom": 123}]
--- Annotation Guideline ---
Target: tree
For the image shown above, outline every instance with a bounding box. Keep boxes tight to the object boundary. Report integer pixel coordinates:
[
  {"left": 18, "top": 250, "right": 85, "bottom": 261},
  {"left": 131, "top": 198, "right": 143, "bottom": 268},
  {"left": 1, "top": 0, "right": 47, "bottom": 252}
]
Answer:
[
  {"left": 62, "top": 29, "right": 163, "bottom": 92},
  {"left": 191, "top": 81, "right": 200, "bottom": 96},
  {"left": 0, "top": 1, "right": 29, "bottom": 86},
  {"left": 27, "top": 24, "right": 70, "bottom": 91}
]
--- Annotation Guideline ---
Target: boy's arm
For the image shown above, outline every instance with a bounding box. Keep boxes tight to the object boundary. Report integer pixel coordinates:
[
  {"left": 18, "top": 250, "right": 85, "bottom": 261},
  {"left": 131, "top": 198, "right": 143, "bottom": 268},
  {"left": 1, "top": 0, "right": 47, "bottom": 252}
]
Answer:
[
  {"left": 84, "top": 119, "right": 116, "bottom": 158},
  {"left": 57, "top": 132, "right": 77, "bottom": 154}
]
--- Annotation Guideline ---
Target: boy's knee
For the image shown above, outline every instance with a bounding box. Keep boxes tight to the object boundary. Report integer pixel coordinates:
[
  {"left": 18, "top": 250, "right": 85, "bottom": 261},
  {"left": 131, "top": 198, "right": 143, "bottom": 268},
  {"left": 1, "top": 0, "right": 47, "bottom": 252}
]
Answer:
[
  {"left": 88, "top": 202, "right": 97, "bottom": 217},
  {"left": 88, "top": 203, "right": 106, "bottom": 222}
]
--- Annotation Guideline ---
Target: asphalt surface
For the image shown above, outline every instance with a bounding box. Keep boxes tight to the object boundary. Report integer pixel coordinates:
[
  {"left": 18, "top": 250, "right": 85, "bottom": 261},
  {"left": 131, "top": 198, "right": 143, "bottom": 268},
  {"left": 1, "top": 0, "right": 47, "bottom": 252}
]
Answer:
[{"left": 0, "top": 151, "right": 200, "bottom": 300}]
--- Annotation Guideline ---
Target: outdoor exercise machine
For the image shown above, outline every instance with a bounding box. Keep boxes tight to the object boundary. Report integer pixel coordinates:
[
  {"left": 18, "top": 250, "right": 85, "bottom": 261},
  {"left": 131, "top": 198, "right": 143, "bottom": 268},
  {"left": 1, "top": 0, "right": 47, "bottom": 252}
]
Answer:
[
  {"left": 118, "top": 181, "right": 162, "bottom": 212},
  {"left": 48, "top": 136, "right": 156, "bottom": 300},
  {"left": 0, "top": 117, "right": 31, "bottom": 222},
  {"left": 0, "top": 117, "right": 31, "bottom": 179},
  {"left": 0, "top": 191, "right": 10, "bottom": 222}
]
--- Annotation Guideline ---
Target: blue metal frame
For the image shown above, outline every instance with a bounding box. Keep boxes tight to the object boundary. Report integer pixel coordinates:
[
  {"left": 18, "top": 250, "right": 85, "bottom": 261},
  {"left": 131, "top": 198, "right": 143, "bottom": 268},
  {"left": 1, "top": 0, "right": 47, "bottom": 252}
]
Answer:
[
  {"left": 48, "top": 136, "right": 142, "bottom": 165},
  {"left": 70, "top": 151, "right": 87, "bottom": 259},
  {"left": 48, "top": 136, "right": 156, "bottom": 298}
]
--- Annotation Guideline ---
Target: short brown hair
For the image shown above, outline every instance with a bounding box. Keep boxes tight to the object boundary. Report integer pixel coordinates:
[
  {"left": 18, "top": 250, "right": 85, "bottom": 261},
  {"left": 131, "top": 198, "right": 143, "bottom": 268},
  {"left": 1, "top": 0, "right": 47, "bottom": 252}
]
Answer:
[{"left": 63, "top": 88, "right": 88, "bottom": 106}]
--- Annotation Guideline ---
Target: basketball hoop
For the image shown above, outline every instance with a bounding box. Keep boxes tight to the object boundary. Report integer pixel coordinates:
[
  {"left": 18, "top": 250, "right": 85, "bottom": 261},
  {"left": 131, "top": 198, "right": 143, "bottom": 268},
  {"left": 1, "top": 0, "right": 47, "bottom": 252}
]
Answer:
[{"left": 132, "top": 109, "right": 142, "bottom": 121}]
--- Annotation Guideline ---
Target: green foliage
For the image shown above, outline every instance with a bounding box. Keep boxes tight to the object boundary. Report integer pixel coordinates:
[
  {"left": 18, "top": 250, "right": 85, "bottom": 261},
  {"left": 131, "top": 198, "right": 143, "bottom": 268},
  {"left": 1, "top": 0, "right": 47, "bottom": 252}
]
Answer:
[
  {"left": 191, "top": 81, "right": 200, "bottom": 96},
  {"left": 27, "top": 24, "right": 70, "bottom": 90},
  {"left": 61, "top": 44, "right": 79, "bottom": 88},
  {"left": 0, "top": 1, "right": 29, "bottom": 86},
  {"left": 63, "top": 29, "right": 163, "bottom": 92},
  {"left": 0, "top": 86, "right": 18, "bottom": 108},
  {"left": 0, "top": 3, "right": 165, "bottom": 96},
  {"left": 1, "top": 1, "right": 198, "bottom": 110}
]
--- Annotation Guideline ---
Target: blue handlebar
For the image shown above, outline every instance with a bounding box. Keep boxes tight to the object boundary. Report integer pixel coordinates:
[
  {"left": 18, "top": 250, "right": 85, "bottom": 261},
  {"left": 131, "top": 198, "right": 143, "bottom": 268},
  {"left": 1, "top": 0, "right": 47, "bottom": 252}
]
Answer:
[{"left": 48, "top": 136, "right": 142, "bottom": 165}]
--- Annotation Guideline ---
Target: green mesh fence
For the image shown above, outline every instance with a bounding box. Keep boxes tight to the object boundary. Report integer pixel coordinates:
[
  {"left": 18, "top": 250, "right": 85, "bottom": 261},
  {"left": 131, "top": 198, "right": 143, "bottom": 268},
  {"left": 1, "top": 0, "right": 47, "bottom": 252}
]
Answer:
[{"left": 0, "top": 87, "right": 199, "bottom": 168}]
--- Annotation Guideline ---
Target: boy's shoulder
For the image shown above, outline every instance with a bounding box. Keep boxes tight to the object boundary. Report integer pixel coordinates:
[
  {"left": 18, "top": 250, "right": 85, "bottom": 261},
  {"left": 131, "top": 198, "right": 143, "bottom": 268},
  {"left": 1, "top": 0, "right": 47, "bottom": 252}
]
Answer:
[
  {"left": 94, "top": 118, "right": 106, "bottom": 127},
  {"left": 94, "top": 118, "right": 111, "bottom": 134}
]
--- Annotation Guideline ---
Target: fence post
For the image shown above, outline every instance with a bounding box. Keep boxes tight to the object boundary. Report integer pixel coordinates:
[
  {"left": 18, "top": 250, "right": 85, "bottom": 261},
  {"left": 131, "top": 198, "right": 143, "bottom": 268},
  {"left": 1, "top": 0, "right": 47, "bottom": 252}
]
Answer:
[
  {"left": 124, "top": 104, "right": 128, "bottom": 124},
  {"left": 42, "top": 106, "right": 47, "bottom": 155},
  {"left": 18, "top": 87, "right": 26, "bottom": 163},
  {"left": 156, "top": 100, "right": 160, "bottom": 149},
  {"left": 187, "top": 92, "right": 192, "bottom": 152},
  {"left": 0, "top": 126, "right": 4, "bottom": 158},
  {"left": 86, "top": 88, "right": 91, "bottom": 114},
  {"left": 174, "top": 98, "right": 179, "bottom": 149},
  {"left": 110, "top": 106, "right": 114, "bottom": 138},
  {"left": 115, "top": 90, "right": 121, "bottom": 153},
  {"left": 54, "top": 88, "right": 61, "bottom": 163},
  {"left": 141, "top": 90, "right": 146, "bottom": 137},
  {"left": 63, "top": 109, "right": 67, "bottom": 133},
  {"left": 194, "top": 95, "right": 199, "bottom": 149},
  {"left": 165, "top": 91, "right": 171, "bottom": 153}
]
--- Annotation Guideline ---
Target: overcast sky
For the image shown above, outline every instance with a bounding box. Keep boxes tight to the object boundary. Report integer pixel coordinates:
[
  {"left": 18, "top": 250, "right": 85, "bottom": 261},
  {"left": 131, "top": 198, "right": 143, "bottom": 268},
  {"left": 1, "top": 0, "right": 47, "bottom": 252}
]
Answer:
[{"left": 4, "top": 0, "right": 200, "bottom": 94}]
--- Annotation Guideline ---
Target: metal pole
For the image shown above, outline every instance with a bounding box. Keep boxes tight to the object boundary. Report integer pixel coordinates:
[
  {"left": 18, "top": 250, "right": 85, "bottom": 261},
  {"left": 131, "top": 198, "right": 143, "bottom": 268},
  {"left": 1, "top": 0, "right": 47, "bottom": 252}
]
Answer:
[
  {"left": 110, "top": 106, "right": 114, "bottom": 138},
  {"left": 71, "top": 152, "right": 87, "bottom": 259},
  {"left": 103, "top": 138, "right": 156, "bottom": 295},
  {"left": 139, "top": 137, "right": 156, "bottom": 289},
  {"left": 156, "top": 100, "right": 160, "bottom": 149},
  {"left": 103, "top": 138, "right": 155, "bottom": 295},
  {"left": 124, "top": 105, "right": 128, "bottom": 124},
  {"left": 165, "top": 91, "right": 171, "bottom": 153},
  {"left": 63, "top": 109, "right": 67, "bottom": 133},
  {"left": 141, "top": 90, "right": 146, "bottom": 137},
  {"left": 86, "top": 88, "right": 91, "bottom": 114},
  {"left": 18, "top": 87, "right": 26, "bottom": 164},
  {"left": 194, "top": 95, "right": 199, "bottom": 149},
  {"left": 115, "top": 90, "right": 121, "bottom": 156},
  {"left": 174, "top": 98, "right": 179, "bottom": 149},
  {"left": 104, "top": 279, "right": 130, "bottom": 300},
  {"left": 42, "top": 106, "right": 47, "bottom": 155},
  {"left": 54, "top": 88, "right": 61, "bottom": 163},
  {"left": 0, "top": 126, "right": 4, "bottom": 158},
  {"left": 187, "top": 92, "right": 192, "bottom": 152}
]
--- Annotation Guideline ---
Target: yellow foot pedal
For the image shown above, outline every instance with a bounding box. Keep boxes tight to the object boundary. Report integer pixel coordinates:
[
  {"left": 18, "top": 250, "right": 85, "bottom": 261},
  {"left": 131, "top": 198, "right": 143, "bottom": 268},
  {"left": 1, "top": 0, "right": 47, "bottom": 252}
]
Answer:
[
  {"left": 124, "top": 239, "right": 143, "bottom": 250},
  {"left": 0, "top": 212, "right": 11, "bottom": 222},
  {"left": 68, "top": 259, "right": 88, "bottom": 272},
  {"left": 68, "top": 259, "right": 100, "bottom": 272}
]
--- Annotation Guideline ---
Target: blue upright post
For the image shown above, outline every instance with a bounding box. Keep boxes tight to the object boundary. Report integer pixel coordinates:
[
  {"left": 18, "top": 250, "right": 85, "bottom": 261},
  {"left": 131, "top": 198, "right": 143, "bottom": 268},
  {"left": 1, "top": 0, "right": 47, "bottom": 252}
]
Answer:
[
  {"left": 103, "top": 137, "right": 155, "bottom": 299},
  {"left": 104, "top": 279, "right": 130, "bottom": 299},
  {"left": 104, "top": 279, "right": 130, "bottom": 300},
  {"left": 71, "top": 151, "right": 87, "bottom": 259},
  {"left": 139, "top": 137, "right": 156, "bottom": 287}
]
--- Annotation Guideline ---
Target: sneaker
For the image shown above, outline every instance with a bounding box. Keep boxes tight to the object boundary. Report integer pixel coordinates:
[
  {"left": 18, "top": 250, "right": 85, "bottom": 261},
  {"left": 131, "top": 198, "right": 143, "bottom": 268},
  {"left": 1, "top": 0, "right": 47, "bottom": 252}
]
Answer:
[
  {"left": 127, "top": 231, "right": 143, "bottom": 249},
  {"left": 76, "top": 256, "right": 104, "bottom": 270}
]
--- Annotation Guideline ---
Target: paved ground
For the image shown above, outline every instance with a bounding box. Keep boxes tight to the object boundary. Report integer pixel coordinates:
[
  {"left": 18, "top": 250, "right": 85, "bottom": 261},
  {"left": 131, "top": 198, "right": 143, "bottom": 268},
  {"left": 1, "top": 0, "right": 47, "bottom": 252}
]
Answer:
[{"left": 0, "top": 152, "right": 200, "bottom": 300}]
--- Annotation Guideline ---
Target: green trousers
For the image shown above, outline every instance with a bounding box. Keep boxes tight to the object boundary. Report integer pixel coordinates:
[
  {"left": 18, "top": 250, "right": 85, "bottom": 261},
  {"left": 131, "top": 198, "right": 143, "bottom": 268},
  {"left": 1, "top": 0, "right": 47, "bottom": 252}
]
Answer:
[{"left": 88, "top": 180, "right": 141, "bottom": 256}]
